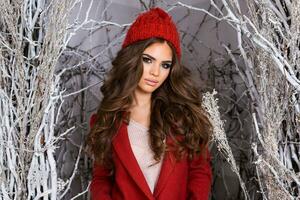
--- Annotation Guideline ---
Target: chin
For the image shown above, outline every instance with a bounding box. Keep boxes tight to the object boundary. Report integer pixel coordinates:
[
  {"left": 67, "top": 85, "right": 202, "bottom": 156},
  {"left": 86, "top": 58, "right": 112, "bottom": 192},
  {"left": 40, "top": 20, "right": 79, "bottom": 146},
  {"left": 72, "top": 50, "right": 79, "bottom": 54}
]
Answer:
[
  {"left": 140, "top": 86, "right": 157, "bottom": 94},
  {"left": 143, "top": 89, "right": 156, "bottom": 94}
]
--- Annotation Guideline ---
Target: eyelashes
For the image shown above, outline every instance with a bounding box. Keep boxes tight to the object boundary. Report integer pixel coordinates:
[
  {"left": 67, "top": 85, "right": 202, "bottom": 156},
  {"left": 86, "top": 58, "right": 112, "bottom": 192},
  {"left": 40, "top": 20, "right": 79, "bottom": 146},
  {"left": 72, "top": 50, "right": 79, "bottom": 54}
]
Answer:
[
  {"left": 142, "top": 56, "right": 152, "bottom": 64},
  {"left": 162, "top": 63, "right": 172, "bottom": 69},
  {"left": 142, "top": 56, "right": 172, "bottom": 69}
]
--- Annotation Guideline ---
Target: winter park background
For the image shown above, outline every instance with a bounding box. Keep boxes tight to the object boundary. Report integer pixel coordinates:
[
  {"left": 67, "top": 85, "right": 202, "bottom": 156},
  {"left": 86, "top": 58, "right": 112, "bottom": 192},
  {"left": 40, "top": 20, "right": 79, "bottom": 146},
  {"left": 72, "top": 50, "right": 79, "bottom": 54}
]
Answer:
[{"left": 1, "top": 0, "right": 300, "bottom": 199}]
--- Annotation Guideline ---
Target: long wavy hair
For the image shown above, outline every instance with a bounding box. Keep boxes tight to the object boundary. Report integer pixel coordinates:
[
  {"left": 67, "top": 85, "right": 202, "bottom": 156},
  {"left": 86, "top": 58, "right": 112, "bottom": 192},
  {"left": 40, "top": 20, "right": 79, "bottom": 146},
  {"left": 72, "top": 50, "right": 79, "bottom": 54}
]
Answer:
[{"left": 87, "top": 37, "right": 212, "bottom": 169}]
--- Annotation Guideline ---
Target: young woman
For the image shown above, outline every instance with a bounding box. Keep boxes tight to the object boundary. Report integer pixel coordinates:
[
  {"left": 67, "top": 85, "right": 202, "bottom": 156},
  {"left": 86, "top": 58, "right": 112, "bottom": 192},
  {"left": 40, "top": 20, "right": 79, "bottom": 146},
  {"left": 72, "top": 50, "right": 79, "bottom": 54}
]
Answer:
[{"left": 87, "top": 7, "right": 213, "bottom": 200}]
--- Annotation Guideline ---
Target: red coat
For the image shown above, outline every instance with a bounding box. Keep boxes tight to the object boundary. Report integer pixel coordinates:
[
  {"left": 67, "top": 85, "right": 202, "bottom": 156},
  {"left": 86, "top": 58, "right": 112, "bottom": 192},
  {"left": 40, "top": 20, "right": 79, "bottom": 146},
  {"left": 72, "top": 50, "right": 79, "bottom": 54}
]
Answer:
[{"left": 90, "top": 115, "right": 212, "bottom": 200}]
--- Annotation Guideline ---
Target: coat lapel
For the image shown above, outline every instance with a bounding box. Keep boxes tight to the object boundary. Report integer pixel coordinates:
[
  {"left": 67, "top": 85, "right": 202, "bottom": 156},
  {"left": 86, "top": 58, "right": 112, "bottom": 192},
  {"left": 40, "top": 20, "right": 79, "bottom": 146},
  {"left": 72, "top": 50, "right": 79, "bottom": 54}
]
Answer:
[
  {"left": 153, "top": 137, "right": 176, "bottom": 197},
  {"left": 112, "top": 120, "right": 176, "bottom": 199},
  {"left": 112, "top": 121, "right": 154, "bottom": 200}
]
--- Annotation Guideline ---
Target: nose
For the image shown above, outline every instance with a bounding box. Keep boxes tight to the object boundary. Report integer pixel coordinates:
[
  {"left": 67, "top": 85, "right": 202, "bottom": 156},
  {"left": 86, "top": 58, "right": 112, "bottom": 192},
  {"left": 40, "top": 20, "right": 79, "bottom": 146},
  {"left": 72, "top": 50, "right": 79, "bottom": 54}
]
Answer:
[{"left": 150, "top": 62, "right": 160, "bottom": 76}]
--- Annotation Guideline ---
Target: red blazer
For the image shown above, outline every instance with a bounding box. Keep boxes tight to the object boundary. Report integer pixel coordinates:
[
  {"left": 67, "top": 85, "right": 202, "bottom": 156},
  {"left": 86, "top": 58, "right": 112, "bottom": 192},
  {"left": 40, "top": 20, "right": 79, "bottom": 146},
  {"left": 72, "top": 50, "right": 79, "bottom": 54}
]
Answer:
[{"left": 90, "top": 115, "right": 212, "bottom": 200}]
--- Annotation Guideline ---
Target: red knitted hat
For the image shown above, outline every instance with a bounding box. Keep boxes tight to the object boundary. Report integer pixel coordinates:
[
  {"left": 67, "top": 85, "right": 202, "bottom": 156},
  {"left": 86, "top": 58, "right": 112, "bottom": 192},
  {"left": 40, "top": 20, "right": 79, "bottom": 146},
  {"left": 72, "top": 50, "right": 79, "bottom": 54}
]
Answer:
[{"left": 122, "top": 7, "right": 181, "bottom": 60}]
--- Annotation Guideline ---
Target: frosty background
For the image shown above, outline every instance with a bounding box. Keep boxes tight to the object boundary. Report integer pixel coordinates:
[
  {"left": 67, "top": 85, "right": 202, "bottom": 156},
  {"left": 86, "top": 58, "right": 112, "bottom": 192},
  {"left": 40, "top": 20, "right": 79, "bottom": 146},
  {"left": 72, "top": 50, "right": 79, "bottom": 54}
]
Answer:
[{"left": 0, "top": 0, "right": 299, "bottom": 199}]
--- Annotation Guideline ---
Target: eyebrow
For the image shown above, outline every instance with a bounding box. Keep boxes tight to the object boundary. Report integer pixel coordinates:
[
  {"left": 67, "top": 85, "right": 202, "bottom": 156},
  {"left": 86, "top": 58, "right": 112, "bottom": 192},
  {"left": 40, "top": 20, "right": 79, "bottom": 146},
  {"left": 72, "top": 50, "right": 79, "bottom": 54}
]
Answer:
[{"left": 142, "top": 53, "right": 172, "bottom": 63}]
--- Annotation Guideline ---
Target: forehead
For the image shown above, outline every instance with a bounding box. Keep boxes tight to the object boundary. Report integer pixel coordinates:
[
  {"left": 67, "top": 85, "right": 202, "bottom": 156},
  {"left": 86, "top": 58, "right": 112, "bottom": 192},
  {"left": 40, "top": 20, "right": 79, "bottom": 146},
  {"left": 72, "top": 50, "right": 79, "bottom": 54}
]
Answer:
[{"left": 143, "top": 42, "right": 173, "bottom": 60}]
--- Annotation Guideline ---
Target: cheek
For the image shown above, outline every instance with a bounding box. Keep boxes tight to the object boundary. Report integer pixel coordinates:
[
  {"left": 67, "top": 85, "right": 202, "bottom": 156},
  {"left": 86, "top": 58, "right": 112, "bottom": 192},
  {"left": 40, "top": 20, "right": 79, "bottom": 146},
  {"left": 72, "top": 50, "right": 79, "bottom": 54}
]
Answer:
[
  {"left": 141, "top": 64, "right": 150, "bottom": 77},
  {"left": 138, "top": 66, "right": 147, "bottom": 83},
  {"left": 162, "top": 70, "right": 170, "bottom": 81},
  {"left": 158, "top": 70, "right": 170, "bottom": 85}
]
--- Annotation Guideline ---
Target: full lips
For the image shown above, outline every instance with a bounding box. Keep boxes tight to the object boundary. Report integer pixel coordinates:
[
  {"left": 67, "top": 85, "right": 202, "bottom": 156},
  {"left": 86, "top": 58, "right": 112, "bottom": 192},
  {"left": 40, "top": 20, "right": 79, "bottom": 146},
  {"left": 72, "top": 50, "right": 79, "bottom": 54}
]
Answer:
[{"left": 145, "top": 79, "right": 158, "bottom": 86}]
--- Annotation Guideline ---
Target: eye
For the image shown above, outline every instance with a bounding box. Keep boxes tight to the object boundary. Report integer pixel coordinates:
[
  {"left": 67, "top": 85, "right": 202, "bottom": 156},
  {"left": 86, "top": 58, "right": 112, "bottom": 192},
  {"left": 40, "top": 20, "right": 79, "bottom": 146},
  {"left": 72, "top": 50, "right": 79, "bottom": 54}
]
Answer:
[
  {"left": 161, "top": 63, "right": 172, "bottom": 69},
  {"left": 142, "top": 56, "right": 152, "bottom": 64}
]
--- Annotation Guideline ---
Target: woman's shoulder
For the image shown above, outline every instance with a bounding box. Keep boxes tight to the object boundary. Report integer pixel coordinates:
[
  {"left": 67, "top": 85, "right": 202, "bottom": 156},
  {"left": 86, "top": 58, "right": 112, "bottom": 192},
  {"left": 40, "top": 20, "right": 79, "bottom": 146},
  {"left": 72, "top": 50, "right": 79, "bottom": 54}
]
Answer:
[{"left": 89, "top": 114, "right": 97, "bottom": 128}]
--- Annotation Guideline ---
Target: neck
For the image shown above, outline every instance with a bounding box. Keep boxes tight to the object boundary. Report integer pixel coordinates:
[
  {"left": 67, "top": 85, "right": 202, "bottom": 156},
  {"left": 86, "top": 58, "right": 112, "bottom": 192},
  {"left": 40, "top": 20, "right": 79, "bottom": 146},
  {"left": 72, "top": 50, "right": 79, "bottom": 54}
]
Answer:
[{"left": 132, "top": 89, "right": 152, "bottom": 108}]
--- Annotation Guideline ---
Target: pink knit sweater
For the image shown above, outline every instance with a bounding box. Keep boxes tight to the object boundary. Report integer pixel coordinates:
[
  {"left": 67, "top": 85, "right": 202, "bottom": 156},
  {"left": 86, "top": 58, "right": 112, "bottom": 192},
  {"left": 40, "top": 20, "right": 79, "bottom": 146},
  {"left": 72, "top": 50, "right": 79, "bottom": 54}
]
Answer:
[{"left": 127, "top": 119, "right": 163, "bottom": 193}]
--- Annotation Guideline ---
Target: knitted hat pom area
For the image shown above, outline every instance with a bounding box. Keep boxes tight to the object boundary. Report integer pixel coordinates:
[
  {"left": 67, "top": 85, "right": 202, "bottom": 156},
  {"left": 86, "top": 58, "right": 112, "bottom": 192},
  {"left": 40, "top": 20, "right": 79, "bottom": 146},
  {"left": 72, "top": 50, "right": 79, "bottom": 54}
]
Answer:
[{"left": 122, "top": 7, "right": 181, "bottom": 60}]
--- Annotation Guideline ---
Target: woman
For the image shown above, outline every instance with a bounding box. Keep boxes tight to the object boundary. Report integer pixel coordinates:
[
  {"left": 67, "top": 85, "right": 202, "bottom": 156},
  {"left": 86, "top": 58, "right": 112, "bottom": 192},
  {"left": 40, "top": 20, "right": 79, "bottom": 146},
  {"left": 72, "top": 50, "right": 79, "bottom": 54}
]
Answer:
[{"left": 87, "top": 7, "right": 213, "bottom": 200}]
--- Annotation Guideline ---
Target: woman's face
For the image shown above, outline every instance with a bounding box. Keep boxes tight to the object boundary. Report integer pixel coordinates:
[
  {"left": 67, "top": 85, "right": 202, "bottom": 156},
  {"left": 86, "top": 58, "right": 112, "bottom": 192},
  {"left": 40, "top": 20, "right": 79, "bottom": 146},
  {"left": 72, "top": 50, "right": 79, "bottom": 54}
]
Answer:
[{"left": 136, "top": 41, "right": 173, "bottom": 94}]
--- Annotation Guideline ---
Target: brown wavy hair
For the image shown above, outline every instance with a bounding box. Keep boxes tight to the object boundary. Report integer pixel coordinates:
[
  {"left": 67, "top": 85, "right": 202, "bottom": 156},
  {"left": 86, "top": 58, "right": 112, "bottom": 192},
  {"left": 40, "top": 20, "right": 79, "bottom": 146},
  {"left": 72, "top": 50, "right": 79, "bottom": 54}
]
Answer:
[{"left": 87, "top": 37, "right": 212, "bottom": 169}]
